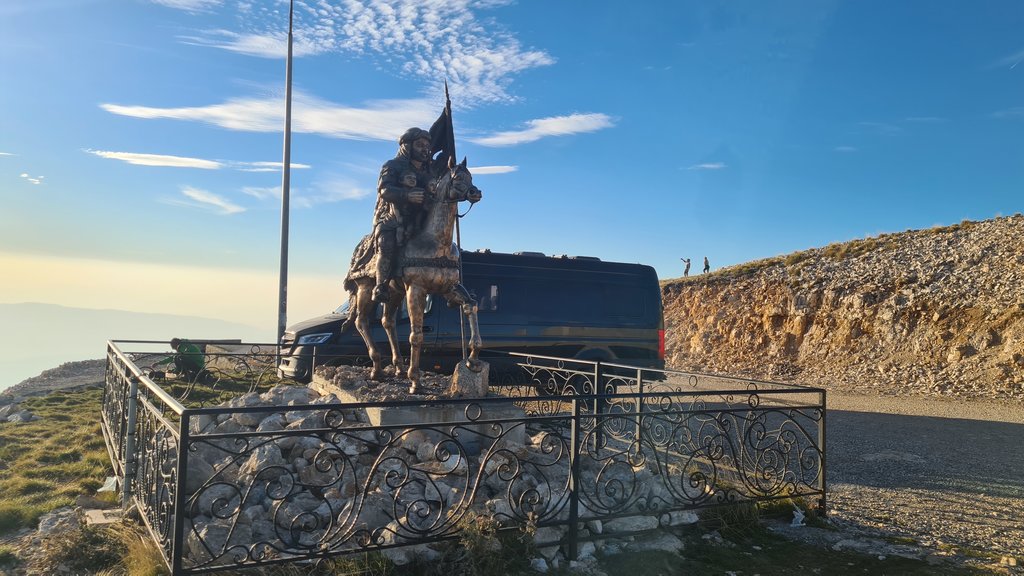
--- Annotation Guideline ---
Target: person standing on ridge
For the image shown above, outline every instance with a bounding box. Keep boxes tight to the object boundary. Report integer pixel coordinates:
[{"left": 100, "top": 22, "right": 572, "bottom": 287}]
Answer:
[
  {"left": 703, "top": 256, "right": 710, "bottom": 274},
  {"left": 681, "top": 258, "right": 691, "bottom": 277}
]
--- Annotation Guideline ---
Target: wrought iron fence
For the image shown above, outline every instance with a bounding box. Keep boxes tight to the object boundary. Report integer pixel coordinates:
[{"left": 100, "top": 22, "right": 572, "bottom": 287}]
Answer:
[{"left": 101, "top": 341, "right": 826, "bottom": 575}]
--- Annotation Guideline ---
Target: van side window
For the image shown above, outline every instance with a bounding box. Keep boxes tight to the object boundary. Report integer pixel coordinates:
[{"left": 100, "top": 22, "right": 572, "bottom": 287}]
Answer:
[
  {"left": 373, "top": 295, "right": 431, "bottom": 320},
  {"left": 468, "top": 284, "right": 498, "bottom": 312}
]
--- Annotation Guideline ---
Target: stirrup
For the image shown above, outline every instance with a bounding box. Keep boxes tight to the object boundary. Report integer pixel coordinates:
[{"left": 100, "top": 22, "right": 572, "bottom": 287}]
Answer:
[{"left": 372, "top": 284, "right": 390, "bottom": 303}]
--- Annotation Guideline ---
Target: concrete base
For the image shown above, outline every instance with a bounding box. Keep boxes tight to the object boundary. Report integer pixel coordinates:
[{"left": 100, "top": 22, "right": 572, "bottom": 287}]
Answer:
[
  {"left": 83, "top": 508, "right": 122, "bottom": 527},
  {"left": 449, "top": 360, "right": 490, "bottom": 397},
  {"left": 311, "top": 370, "right": 526, "bottom": 453}
]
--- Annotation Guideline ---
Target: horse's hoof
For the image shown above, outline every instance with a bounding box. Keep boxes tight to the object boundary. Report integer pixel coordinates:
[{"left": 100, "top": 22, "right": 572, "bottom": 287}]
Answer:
[
  {"left": 464, "top": 359, "right": 484, "bottom": 373},
  {"left": 408, "top": 384, "right": 419, "bottom": 395},
  {"left": 370, "top": 369, "right": 382, "bottom": 381}
]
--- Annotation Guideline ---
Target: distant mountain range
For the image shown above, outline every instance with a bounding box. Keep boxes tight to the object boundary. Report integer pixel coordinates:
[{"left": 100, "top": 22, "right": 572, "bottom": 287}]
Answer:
[{"left": 0, "top": 302, "right": 272, "bottom": 390}]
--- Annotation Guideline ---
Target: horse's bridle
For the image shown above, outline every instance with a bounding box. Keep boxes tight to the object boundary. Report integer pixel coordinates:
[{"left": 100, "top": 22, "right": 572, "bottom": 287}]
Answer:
[{"left": 434, "top": 167, "right": 479, "bottom": 205}]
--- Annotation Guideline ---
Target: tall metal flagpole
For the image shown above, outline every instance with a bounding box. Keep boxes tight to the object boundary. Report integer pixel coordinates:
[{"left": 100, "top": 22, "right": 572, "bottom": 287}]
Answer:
[{"left": 277, "top": 0, "right": 294, "bottom": 345}]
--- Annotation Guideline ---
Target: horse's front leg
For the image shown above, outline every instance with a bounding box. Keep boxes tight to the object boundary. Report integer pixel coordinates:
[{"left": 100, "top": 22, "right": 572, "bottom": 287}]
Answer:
[
  {"left": 443, "top": 284, "right": 483, "bottom": 370},
  {"left": 380, "top": 281, "right": 405, "bottom": 374},
  {"left": 353, "top": 283, "right": 383, "bottom": 380},
  {"left": 405, "top": 284, "right": 427, "bottom": 394}
]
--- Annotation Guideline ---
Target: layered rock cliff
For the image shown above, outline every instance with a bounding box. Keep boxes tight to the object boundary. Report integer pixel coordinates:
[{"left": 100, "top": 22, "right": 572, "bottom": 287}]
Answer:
[{"left": 662, "top": 215, "right": 1024, "bottom": 401}]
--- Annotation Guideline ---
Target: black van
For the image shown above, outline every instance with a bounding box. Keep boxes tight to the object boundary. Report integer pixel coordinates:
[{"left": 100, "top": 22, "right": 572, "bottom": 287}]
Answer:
[{"left": 277, "top": 250, "right": 664, "bottom": 382}]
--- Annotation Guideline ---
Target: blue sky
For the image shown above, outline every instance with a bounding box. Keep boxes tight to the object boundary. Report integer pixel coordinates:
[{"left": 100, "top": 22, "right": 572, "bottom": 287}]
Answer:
[{"left": 2, "top": 0, "right": 1023, "bottom": 336}]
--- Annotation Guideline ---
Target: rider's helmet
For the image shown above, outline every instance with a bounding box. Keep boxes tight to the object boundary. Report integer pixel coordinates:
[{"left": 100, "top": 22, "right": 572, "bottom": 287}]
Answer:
[{"left": 399, "top": 127, "right": 431, "bottom": 145}]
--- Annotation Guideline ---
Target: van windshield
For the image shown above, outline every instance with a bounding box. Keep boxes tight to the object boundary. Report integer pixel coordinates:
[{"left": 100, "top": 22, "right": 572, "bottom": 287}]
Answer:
[{"left": 334, "top": 301, "right": 350, "bottom": 315}]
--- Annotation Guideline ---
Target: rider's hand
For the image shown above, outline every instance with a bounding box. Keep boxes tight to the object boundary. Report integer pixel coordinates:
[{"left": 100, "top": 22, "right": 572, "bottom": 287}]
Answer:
[{"left": 406, "top": 188, "right": 425, "bottom": 204}]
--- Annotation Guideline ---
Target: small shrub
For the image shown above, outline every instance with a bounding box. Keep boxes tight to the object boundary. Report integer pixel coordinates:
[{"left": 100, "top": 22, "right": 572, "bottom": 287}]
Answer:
[
  {"left": 110, "top": 521, "right": 171, "bottom": 576},
  {"left": 37, "top": 524, "right": 123, "bottom": 575},
  {"left": 11, "top": 479, "right": 53, "bottom": 496},
  {"left": 758, "top": 496, "right": 829, "bottom": 530},
  {"left": 0, "top": 544, "right": 18, "bottom": 569},
  {"left": 784, "top": 252, "right": 807, "bottom": 267},
  {"left": 699, "top": 500, "right": 761, "bottom": 540}
]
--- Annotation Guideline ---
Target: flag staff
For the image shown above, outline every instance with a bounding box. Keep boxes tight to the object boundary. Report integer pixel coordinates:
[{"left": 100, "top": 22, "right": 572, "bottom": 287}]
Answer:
[{"left": 277, "top": 0, "right": 294, "bottom": 345}]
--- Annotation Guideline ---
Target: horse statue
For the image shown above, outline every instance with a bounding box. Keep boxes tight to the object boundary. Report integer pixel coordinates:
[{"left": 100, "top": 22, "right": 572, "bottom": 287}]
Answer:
[{"left": 342, "top": 159, "right": 483, "bottom": 393}]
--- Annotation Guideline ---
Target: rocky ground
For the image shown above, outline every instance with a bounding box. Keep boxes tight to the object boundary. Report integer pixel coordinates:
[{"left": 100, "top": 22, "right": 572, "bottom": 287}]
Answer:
[
  {"left": 663, "top": 215, "right": 1024, "bottom": 403},
  {"left": 0, "top": 359, "right": 105, "bottom": 402}
]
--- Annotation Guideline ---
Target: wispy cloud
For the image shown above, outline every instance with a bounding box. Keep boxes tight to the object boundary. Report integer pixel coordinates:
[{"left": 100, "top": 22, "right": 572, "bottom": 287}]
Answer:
[
  {"left": 178, "top": 29, "right": 330, "bottom": 58},
  {"left": 297, "top": 177, "right": 372, "bottom": 207},
  {"left": 0, "top": 152, "right": 13, "bottom": 156},
  {"left": 102, "top": 93, "right": 440, "bottom": 141},
  {"left": 86, "top": 150, "right": 222, "bottom": 169},
  {"left": 157, "top": 0, "right": 555, "bottom": 105},
  {"left": 992, "top": 107, "right": 1024, "bottom": 119},
  {"left": 469, "top": 165, "right": 517, "bottom": 175},
  {"left": 151, "top": 0, "right": 221, "bottom": 11},
  {"left": 242, "top": 177, "right": 371, "bottom": 208},
  {"left": 686, "top": 162, "right": 727, "bottom": 170},
  {"left": 234, "top": 160, "right": 311, "bottom": 172},
  {"left": 858, "top": 121, "right": 903, "bottom": 135},
  {"left": 175, "top": 186, "right": 245, "bottom": 214},
  {"left": 85, "top": 149, "right": 311, "bottom": 171},
  {"left": 470, "top": 113, "right": 614, "bottom": 147},
  {"left": 903, "top": 116, "right": 947, "bottom": 123},
  {"left": 834, "top": 146, "right": 857, "bottom": 153},
  {"left": 241, "top": 186, "right": 279, "bottom": 201},
  {"left": 991, "top": 48, "right": 1024, "bottom": 69},
  {"left": 19, "top": 173, "right": 43, "bottom": 185}
]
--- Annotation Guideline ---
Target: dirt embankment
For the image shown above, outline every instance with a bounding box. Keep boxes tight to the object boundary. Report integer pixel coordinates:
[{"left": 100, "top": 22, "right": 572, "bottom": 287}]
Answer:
[{"left": 662, "top": 215, "right": 1024, "bottom": 402}]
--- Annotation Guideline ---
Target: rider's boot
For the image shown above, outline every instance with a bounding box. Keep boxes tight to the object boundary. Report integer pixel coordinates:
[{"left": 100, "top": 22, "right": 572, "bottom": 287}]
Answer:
[{"left": 373, "top": 252, "right": 392, "bottom": 303}]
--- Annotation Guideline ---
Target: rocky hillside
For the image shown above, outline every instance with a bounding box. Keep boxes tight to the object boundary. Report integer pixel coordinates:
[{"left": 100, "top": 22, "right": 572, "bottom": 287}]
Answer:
[
  {"left": 662, "top": 215, "right": 1024, "bottom": 401},
  {"left": 0, "top": 359, "right": 105, "bottom": 401}
]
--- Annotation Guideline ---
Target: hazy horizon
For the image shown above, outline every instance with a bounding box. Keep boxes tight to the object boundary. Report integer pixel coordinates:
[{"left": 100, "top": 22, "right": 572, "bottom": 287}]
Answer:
[{"left": 0, "top": 302, "right": 281, "bottom": 390}]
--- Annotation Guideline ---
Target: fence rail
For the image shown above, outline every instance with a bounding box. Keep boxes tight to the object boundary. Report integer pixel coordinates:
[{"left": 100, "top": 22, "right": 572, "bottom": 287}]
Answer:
[{"left": 101, "top": 340, "right": 826, "bottom": 575}]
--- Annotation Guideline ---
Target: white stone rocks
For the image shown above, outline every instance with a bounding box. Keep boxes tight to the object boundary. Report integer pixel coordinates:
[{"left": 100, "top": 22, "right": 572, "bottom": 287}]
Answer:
[{"left": 662, "top": 214, "right": 1024, "bottom": 401}]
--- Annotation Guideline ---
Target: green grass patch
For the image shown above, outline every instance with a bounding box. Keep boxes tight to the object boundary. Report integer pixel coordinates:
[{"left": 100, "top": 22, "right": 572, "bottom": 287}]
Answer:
[
  {"left": 0, "top": 544, "right": 18, "bottom": 570},
  {"left": 9, "top": 478, "right": 53, "bottom": 496},
  {"left": 0, "top": 386, "right": 110, "bottom": 534}
]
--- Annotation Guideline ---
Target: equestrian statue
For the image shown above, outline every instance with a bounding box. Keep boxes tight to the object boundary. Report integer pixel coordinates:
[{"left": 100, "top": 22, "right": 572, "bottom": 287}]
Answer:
[{"left": 341, "top": 96, "right": 483, "bottom": 393}]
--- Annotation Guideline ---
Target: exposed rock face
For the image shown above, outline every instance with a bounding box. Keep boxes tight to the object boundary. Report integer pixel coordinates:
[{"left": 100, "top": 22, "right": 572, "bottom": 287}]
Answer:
[{"left": 663, "top": 215, "right": 1024, "bottom": 401}]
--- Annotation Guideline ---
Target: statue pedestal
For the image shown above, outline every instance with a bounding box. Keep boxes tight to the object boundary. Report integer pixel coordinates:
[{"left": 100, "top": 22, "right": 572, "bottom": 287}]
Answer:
[
  {"left": 310, "top": 364, "right": 524, "bottom": 454},
  {"left": 449, "top": 360, "right": 490, "bottom": 397}
]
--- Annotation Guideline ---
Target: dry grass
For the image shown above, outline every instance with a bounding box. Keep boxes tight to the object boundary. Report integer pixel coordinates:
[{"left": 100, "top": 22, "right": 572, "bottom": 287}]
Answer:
[{"left": 0, "top": 386, "right": 110, "bottom": 534}]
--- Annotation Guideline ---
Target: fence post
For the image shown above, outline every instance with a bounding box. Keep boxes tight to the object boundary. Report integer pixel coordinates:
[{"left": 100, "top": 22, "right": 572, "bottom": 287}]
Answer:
[
  {"left": 635, "top": 368, "right": 644, "bottom": 442},
  {"left": 567, "top": 394, "right": 581, "bottom": 560},
  {"left": 171, "top": 411, "right": 192, "bottom": 576},
  {"left": 593, "top": 360, "right": 603, "bottom": 454},
  {"left": 817, "top": 389, "right": 828, "bottom": 516},
  {"left": 122, "top": 375, "right": 139, "bottom": 508}
]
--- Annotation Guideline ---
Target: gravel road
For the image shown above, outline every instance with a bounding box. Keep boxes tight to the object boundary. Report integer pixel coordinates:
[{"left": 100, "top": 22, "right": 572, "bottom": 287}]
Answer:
[{"left": 825, "top": 391, "right": 1024, "bottom": 569}]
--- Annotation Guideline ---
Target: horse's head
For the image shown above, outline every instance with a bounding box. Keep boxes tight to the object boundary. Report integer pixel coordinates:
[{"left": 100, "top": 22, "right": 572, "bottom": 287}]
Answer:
[{"left": 440, "top": 157, "right": 482, "bottom": 204}]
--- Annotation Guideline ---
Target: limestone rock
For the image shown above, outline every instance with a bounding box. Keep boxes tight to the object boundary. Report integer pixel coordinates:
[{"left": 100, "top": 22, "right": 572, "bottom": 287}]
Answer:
[
  {"left": 663, "top": 215, "right": 1024, "bottom": 401},
  {"left": 449, "top": 360, "right": 490, "bottom": 397}
]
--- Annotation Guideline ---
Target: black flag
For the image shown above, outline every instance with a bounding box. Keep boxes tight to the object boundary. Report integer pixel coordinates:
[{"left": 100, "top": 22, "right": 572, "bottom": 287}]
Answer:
[{"left": 429, "top": 81, "right": 456, "bottom": 177}]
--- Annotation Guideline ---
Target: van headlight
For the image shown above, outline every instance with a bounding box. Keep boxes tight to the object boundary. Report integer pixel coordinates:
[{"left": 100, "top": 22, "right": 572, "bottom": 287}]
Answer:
[{"left": 297, "top": 333, "right": 332, "bottom": 345}]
